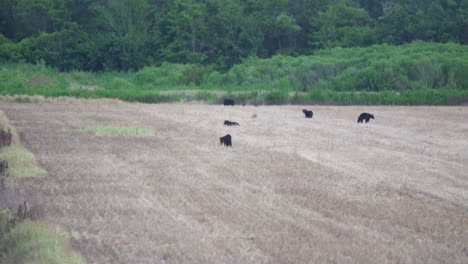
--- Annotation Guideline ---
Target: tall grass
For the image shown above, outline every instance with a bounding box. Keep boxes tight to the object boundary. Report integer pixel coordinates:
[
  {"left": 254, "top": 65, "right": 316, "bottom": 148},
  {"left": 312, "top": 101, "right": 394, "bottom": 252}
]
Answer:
[
  {"left": 1, "top": 42, "right": 467, "bottom": 105},
  {"left": 0, "top": 111, "right": 47, "bottom": 178},
  {"left": 0, "top": 212, "right": 84, "bottom": 264},
  {"left": 0, "top": 147, "right": 47, "bottom": 178}
]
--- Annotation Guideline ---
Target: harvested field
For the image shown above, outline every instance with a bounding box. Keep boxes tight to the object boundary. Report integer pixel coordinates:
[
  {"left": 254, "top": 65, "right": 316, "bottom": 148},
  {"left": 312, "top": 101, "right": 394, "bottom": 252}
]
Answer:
[{"left": 1, "top": 101, "right": 467, "bottom": 264}]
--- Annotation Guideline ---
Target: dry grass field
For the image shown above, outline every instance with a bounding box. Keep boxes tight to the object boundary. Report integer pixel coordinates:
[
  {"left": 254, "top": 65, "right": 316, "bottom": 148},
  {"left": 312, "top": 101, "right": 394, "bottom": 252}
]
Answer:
[{"left": 1, "top": 100, "right": 467, "bottom": 264}]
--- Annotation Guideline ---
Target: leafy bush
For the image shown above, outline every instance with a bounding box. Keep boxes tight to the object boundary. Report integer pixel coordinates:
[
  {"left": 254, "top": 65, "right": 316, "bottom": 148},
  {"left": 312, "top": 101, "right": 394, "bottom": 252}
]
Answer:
[
  {"left": 180, "top": 64, "right": 214, "bottom": 86},
  {"left": 203, "top": 42, "right": 468, "bottom": 93},
  {"left": 135, "top": 63, "right": 190, "bottom": 88},
  {"left": 0, "top": 35, "right": 21, "bottom": 63}
]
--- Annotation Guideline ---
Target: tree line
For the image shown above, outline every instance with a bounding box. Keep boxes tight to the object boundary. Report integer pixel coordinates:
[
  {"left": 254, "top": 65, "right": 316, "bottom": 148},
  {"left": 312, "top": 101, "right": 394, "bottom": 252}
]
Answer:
[{"left": 0, "top": 0, "right": 467, "bottom": 71}]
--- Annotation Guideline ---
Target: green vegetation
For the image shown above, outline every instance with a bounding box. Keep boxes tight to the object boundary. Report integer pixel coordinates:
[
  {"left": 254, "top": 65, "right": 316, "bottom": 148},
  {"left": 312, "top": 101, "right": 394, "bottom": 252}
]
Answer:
[
  {"left": 0, "top": 210, "right": 84, "bottom": 264},
  {"left": 1, "top": 42, "right": 467, "bottom": 105},
  {"left": 1, "top": 0, "right": 467, "bottom": 104},
  {"left": 0, "top": 146, "right": 47, "bottom": 178},
  {"left": 84, "top": 125, "right": 155, "bottom": 137},
  {"left": 1, "top": 0, "right": 467, "bottom": 71},
  {"left": 0, "top": 113, "right": 47, "bottom": 178}
]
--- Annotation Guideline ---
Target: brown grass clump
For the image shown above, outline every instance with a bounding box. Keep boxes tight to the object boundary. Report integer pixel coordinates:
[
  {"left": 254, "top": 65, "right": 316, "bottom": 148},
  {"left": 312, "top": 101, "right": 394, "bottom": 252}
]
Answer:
[{"left": 28, "top": 75, "right": 52, "bottom": 88}]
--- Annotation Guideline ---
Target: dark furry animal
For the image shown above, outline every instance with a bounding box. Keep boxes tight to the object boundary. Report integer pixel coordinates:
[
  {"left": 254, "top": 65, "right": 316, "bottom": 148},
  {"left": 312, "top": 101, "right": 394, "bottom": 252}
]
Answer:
[
  {"left": 0, "top": 128, "right": 12, "bottom": 147},
  {"left": 357, "top": 113, "right": 374, "bottom": 123},
  {"left": 224, "top": 120, "right": 239, "bottom": 126},
  {"left": 0, "top": 160, "right": 8, "bottom": 189},
  {"left": 220, "top": 134, "right": 232, "bottom": 147},
  {"left": 17, "top": 201, "right": 31, "bottom": 220},
  {"left": 302, "top": 109, "right": 313, "bottom": 118},
  {"left": 0, "top": 160, "right": 8, "bottom": 177},
  {"left": 223, "top": 99, "right": 235, "bottom": 106}
]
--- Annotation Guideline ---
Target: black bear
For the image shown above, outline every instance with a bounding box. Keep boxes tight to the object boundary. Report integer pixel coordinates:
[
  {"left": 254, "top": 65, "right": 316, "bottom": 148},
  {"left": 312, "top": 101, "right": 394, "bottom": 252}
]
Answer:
[
  {"left": 357, "top": 113, "right": 374, "bottom": 123},
  {"left": 220, "top": 134, "right": 232, "bottom": 147},
  {"left": 302, "top": 109, "right": 313, "bottom": 118},
  {"left": 0, "top": 160, "right": 8, "bottom": 177},
  {"left": 223, "top": 99, "right": 235, "bottom": 106},
  {"left": 224, "top": 120, "right": 239, "bottom": 126}
]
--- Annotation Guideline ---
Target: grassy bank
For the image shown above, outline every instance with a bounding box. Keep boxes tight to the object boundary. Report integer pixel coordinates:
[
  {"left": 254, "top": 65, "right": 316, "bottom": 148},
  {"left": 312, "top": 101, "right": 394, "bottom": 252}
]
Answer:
[
  {"left": 1, "top": 42, "right": 467, "bottom": 105},
  {"left": 0, "top": 111, "right": 47, "bottom": 178},
  {"left": 0, "top": 112, "right": 84, "bottom": 264},
  {"left": 0, "top": 210, "right": 84, "bottom": 264}
]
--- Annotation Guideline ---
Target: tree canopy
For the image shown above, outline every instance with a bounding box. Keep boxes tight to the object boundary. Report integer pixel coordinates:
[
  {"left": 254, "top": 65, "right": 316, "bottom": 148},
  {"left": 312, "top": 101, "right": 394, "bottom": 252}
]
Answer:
[{"left": 1, "top": 0, "right": 467, "bottom": 71}]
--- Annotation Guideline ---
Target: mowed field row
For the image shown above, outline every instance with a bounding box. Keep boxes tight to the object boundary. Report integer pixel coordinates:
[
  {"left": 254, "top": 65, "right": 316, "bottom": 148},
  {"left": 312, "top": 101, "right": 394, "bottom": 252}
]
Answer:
[{"left": 1, "top": 101, "right": 467, "bottom": 264}]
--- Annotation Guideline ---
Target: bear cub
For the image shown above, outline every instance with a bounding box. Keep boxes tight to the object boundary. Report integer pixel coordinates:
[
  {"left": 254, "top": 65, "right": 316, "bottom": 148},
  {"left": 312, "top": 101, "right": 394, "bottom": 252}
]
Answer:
[{"left": 357, "top": 113, "right": 374, "bottom": 123}]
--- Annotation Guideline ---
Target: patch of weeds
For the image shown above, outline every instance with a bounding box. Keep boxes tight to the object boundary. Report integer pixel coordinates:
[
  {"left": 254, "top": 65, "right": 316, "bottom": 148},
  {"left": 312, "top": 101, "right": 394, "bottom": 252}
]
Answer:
[
  {"left": 0, "top": 147, "right": 47, "bottom": 178},
  {"left": 0, "top": 210, "right": 84, "bottom": 264},
  {"left": 84, "top": 125, "right": 155, "bottom": 137},
  {"left": 28, "top": 74, "right": 53, "bottom": 89}
]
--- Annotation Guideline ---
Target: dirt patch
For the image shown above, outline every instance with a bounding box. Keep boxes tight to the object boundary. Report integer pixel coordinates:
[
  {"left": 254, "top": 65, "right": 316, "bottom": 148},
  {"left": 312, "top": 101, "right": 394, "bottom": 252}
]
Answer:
[
  {"left": 0, "top": 102, "right": 467, "bottom": 264},
  {"left": 28, "top": 75, "right": 52, "bottom": 88},
  {"left": 68, "top": 83, "right": 104, "bottom": 91}
]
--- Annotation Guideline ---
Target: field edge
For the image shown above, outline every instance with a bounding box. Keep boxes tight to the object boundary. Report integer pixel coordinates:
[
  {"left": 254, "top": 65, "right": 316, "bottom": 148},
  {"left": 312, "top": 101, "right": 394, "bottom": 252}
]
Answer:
[{"left": 0, "top": 109, "right": 85, "bottom": 264}]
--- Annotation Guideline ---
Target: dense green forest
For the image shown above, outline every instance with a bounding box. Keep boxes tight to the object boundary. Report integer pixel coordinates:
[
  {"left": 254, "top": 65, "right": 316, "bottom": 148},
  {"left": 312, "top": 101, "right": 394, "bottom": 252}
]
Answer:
[
  {"left": 1, "top": 0, "right": 467, "bottom": 104},
  {"left": 1, "top": 0, "right": 467, "bottom": 71}
]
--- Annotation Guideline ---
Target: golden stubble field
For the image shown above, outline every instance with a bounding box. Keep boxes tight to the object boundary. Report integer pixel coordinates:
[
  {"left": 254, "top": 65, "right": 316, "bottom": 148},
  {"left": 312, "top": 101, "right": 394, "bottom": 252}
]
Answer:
[{"left": 1, "top": 100, "right": 467, "bottom": 264}]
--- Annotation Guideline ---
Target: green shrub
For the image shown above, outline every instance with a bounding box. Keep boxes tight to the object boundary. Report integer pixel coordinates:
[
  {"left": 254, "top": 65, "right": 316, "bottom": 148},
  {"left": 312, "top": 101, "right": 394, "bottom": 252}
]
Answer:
[
  {"left": 0, "top": 147, "right": 47, "bottom": 178},
  {"left": 0, "top": 35, "right": 21, "bottom": 63},
  {"left": 135, "top": 63, "right": 189, "bottom": 88},
  {"left": 180, "top": 64, "right": 214, "bottom": 86},
  {"left": 203, "top": 42, "right": 468, "bottom": 93},
  {"left": 0, "top": 210, "right": 16, "bottom": 241},
  {"left": 1, "top": 42, "right": 467, "bottom": 105},
  {"left": 0, "top": 220, "right": 84, "bottom": 264}
]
